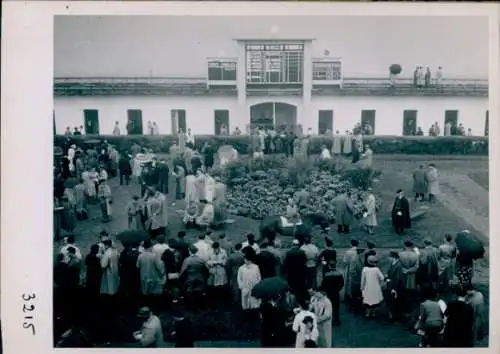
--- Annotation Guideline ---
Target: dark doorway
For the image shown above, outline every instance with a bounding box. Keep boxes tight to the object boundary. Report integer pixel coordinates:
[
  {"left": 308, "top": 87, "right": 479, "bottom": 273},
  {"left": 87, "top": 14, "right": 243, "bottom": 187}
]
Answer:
[
  {"left": 403, "top": 110, "right": 417, "bottom": 136},
  {"left": 250, "top": 102, "right": 297, "bottom": 132},
  {"left": 83, "top": 109, "right": 100, "bottom": 134},
  {"left": 485, "top": 110, "right": 489, "bottom": 136},
  {"left": 361, "top": 110, "right": 376, "bottom": 134},
  {"left": 53, "top": 110, "right": 56, "bottom": 135},
  {"left": 214, "top": 109, "right": 230, "bottom": 135},
  {"left": 444, "top": 110, "right": 459, "bottom": 127},
  {"left": 171, "top": 110, "right": 187, "bottom": 134},
  {"left": 318, "top": 110, "right": 333, "bottom": 134},
  {"left": 127, "top": 109, "right": 143, "bottom": 135}
]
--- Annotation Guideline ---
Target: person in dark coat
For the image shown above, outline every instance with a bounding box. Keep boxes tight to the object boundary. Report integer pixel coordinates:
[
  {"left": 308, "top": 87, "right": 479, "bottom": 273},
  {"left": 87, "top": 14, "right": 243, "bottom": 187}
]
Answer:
[
  {"left": 260, "top": 298, "right": 287, "bottom": 347},
  {"left": 202, "top": 142, "right": 215, "bottom": 169},
  {"left": 334, "top": 192, "right": 354, "bottom": 233},
  {"left": 174, "top": 231, "right": 190, "bottom": 267},
  {"left": 283, "top": 240, "right": 308, "bottom": 303},
  {"left": 256, "top": 243, "right": 278, "bottom": 279},
  {"left": 443, "top": 287, "right": 475, "bottom": 347},
  {"left": 118, "top": 153, "right": 132, "bottom": 186},
  {"left": 171, "top": 302, "right": 194, "bottom": 347},
  {"left": 61, "top": 157, "right": 71, "bottom": 179},
  {"left": 118, "top": 244, "right": 141, "bottom": 312},
  {"left": 318, "top": 237, "right": 337, "bottom": 277},
  {"left": 385, "top": 251, "right": 405, "bottom": 322},
  {"left": 362, "top": 241, "right": 377, "bottom": 266},
  {"left": 412, "top": 164, "right": 428, "bottom": 202},
  {"left": 391, "top": 189, "right": 411, "bottom": 235},
  {"left": 156, "top": 160, "right": 170, "bottom": 195},
  {"left": 85, "top": 244, "right": 103, "bottom": 304},
  {"left": 321, "top": 262, "right": 344, "bottom": 326}
]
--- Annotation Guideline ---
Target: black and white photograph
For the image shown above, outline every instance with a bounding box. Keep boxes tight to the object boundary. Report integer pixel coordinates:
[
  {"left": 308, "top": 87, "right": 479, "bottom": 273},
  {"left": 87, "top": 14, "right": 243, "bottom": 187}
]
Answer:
[{"left": 2, "top": 2, "right": 500, "bottom": 353}]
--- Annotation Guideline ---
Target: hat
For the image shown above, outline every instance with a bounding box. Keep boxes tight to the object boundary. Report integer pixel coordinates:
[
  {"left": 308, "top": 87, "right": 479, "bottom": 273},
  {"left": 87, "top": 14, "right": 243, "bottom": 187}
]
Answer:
[
  {"left": 396, "top": 189, "right": 403, "bottom": 194},
  {"left": 367, "top": 255, "right": 378, "bottom": 266},
  {"left": 292, "top": 239, "right": 300, "bottom": 246},
  {"left": 423, "top": 239, "right": 432, "bottom": 245}
]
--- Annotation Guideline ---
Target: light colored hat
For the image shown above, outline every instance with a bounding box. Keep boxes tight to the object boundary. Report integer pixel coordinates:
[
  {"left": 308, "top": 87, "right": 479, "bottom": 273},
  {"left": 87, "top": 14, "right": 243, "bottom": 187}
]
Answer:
[
  {"left": 367, "top": 255, "right": 378, "bottom": 266},
  {"left": 292, "top": 239, "right": 300, "bottom": 245}
]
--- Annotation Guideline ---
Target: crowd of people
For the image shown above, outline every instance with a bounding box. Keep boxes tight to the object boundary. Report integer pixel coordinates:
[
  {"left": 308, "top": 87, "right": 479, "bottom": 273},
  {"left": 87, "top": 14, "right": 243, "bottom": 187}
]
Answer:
[{"left": 53, "top": 131, "right": 486, "bottom": 349}]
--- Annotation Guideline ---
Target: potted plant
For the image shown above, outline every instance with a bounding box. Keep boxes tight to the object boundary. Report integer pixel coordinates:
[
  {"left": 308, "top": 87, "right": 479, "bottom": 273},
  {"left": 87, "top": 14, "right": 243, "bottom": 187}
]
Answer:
[{"left": 389, "top": 64, "right": 402, "bottom": 86}]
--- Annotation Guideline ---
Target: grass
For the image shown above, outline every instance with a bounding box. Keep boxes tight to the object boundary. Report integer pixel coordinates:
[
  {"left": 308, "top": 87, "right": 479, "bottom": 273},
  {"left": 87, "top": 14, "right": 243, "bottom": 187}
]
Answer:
[{"left": 54, "top": 154, "right": 490, "bottom": 347}]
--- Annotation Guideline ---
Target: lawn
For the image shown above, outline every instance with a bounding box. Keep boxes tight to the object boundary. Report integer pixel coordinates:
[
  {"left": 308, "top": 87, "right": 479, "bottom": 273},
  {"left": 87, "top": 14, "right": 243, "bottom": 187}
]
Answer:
[{"left": 54, "top": 154, "right": 490, "bottom": 347}]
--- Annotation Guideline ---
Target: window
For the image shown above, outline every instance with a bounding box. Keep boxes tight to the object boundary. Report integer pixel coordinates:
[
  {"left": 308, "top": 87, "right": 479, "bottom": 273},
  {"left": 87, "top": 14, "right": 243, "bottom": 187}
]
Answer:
[
  {"left": 318, "top": 110, "right": 333, "bottom": 134},
  {"left": 127, "top": 110, "right": 143, "bottom": 135},
  {"left": 171, "top": 109, "right": 187, "bottom": 134},
  {"left": 485, "top": 110, "right": 489, "bottom": 136},
  {"left": 83, "top": 109, "right": 99, "bottom": 134},
  {"left": 312, "top": 59, "right": 342, "bottom": 81},
  {"left": 361, "top": 110, "right": 376, "bottom": 135},
  {"left": 246, "top": 42, "right": 304, "bottom": 85},
  {"left": 208, "top": 59, "right": 237, "bottom": 81},
  {"left": 403, "top": 110, "right": 417, "bottom": 136},
  {"left": 444, "top": 110, "right": 459, "bottom": 135}
]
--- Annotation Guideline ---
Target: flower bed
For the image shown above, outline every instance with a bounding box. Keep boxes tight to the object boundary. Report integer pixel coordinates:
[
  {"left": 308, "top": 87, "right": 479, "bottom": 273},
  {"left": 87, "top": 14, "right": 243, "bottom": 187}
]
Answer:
[
  {"left": 213, "top": 155, "right": 382, "bottom": 221},
  {"left": 54, "top": 134, "right": 488, "bottom": 155}
]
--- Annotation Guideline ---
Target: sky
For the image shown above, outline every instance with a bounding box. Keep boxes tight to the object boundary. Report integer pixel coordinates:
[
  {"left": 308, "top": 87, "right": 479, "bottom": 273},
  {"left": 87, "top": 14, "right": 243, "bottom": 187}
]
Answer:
[{"left": 54, "top": 15, "right": 489, "bottom": 79}]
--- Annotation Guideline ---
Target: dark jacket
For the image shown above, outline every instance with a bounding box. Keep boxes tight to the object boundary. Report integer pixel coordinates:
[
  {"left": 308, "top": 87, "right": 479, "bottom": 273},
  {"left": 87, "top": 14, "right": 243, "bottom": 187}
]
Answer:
[
  {"left": 118, "top": 156, "right": 132, "bottom": 174},
  {"left": 391, "top": 196, "right": 411, "bottom": 229}
]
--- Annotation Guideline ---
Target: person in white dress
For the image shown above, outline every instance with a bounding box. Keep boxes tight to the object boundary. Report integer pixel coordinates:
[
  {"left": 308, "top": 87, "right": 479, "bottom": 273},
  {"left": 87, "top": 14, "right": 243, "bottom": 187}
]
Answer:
[
  {"left": 361, "top": 255, "right": 385, "bottom": 318},
  {"left": 204, "top": 172, "right": 216, "bottom": 203},
  {"left": 292, "top": 302, "right": 319, "bottom": 348},
  {"left": 320, "top": 145, "right": 331, "bottom": 160},
  {"left": 237, "top": 253, "right": 261, "bottom": 310}
]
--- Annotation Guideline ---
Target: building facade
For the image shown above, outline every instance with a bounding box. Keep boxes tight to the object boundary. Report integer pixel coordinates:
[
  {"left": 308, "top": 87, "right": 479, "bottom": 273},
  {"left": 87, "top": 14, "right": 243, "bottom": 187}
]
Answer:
[{"left": 54, "top": 38, "right": 489, "bottom": 136}]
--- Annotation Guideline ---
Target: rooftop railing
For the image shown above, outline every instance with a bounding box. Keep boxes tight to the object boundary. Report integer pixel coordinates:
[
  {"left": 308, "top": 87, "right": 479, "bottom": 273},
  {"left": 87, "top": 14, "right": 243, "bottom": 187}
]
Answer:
[{"left": 54, "top": 76, "right": 488, "bottom": 97}]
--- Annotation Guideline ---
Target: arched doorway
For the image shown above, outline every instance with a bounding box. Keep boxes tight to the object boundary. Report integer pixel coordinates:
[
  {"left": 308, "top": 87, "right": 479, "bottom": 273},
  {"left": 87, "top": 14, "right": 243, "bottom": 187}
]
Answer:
[{"left": 250, "top": 102, "right": 297, "bottom": 132}]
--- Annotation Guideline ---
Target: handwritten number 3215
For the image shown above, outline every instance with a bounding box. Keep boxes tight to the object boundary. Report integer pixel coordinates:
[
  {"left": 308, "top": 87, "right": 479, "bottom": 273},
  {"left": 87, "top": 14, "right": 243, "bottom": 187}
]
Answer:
[{"left": 22, "top": 293, "right": 36, "bottom": 335}]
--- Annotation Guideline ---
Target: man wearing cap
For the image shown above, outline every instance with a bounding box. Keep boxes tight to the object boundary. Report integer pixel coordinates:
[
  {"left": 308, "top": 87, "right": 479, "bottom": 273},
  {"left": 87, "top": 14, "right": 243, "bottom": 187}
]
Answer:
[
  {"left": 133, "top": 307, "right": 163, "bottom": 347},
  {"left": 391, "top": 189, "right": 411, "bottom": 235}
]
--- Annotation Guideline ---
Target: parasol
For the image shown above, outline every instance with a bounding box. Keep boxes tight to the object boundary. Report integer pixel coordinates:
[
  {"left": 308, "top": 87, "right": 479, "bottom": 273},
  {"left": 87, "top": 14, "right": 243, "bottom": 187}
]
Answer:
[
  {"left": 251, "top": 276, "right": 289, "bottom": 300},
  {"left": 455, "top": 231, "right": 485, "bottom": 260},
  {"left": 116, "top": 229, "right": 150, "bottom": 247}
]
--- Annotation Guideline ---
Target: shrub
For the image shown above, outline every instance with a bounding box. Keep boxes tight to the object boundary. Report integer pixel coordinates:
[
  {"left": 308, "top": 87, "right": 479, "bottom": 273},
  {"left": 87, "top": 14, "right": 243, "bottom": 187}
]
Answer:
[
  {"left": 54, "top": 134, "right": 488, "bottom": 156},
  {"left": 222, "top": 155, "right": 382, "bottom": 221}
]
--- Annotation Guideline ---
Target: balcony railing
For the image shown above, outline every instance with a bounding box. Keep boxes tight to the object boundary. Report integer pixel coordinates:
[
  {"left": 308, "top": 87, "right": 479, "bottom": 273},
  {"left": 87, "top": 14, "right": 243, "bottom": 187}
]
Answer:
[
  {"left": 54, "top": 76, "right": 488, "bottom": 97},
  {"left": 207, "top": 57, "right": 238, "bottom": 87},
  {"left": 312, "top": 57, "right": 343, "bottom": 87}
]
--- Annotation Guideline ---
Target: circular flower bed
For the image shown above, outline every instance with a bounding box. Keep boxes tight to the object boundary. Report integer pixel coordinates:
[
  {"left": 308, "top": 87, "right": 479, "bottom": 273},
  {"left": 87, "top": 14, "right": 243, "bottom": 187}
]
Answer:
[{"left": 219, "top": 156, "right": 382, "bottom": 221}]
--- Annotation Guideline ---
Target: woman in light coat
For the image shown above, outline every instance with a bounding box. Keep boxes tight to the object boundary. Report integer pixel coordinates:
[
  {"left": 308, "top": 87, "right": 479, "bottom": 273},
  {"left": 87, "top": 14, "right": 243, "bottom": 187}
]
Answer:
[
  {"left": 343, "top": 131, "right": 352, "bottom": 155},
  {"left": 361, "top": 256, "right": 385, "bottom": 318},
  {"left": 425, "top": 164, "right": 440, "bottom": 203},
  {"left": 237, "top": 253, "right": 262, "bottom": 310},
  {"left": 363, "top": 189, "right": 377, "bottom": 234},
  {"left": 309, "top": 289, "right": 333, "bottom": 347},
  {"left": 100, "top": 240, "right": 120, "bottom": 296},
  {"left": 331, "top": 131, "right": 342, "bottom": 155},
  {"left": 185, "top": 172, "right": 197, "bottom": 206},
  {"left": 204, "top": 172, "right": 216, "bottom": 203}
]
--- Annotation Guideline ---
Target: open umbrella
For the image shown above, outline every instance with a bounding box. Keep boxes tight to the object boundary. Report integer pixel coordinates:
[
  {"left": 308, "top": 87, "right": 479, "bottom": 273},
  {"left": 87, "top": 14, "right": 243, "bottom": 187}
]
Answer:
[
  {"left": 116, "top": 229, "right": 150, "bottom": 247},
  {"left": 251, "top": 276, "right": 289, "bottom": 300},
  {"left": 455, "top": 231, "right": 485, "bottom": 260}
]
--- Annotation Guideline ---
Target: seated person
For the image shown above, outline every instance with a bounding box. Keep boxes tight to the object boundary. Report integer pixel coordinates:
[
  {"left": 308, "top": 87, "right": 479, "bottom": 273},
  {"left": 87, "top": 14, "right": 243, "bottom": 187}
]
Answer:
[
  {"left": 285, "top": 198, "right": 301, "bottom": 224},
  {"left": 183, "top": 201, "right": 199, "bottom": 227},
  {"left": 195, "top": 199, "right": 215, "bottom": 228}
]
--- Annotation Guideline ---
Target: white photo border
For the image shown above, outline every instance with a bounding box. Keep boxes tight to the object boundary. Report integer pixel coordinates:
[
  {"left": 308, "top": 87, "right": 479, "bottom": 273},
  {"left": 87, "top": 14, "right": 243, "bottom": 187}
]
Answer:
[{"left": 1, "top": 2, "right": 499, "bottom": 354}]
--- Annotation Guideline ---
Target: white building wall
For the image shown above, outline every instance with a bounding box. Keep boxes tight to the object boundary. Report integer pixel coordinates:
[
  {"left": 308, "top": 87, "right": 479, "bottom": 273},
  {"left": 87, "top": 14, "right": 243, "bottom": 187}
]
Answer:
[
  {"left": 55, "top": 96, "right": 240, "bottom": 135},
  {"left": 54, "top": 95, "right": 488, "bottom": 136},
  {"left": 311, "top": 96, "right": 488, "bottom": 136}
]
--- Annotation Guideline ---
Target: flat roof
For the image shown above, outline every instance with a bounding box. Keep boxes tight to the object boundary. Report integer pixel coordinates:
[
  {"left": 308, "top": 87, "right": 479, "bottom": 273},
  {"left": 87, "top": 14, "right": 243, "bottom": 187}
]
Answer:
[{"left": 234, "top": 38, "right": 315, "bottom": 42}]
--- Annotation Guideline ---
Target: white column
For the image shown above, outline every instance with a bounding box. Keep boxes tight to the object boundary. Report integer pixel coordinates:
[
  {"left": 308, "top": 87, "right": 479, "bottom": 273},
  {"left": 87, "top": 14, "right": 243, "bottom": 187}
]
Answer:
[
  {"left": 236, "top": 42, "right": 248, "bottom": 132},
  {"left": 302, "top": 40, "right": 313, "bottom": 135}
]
